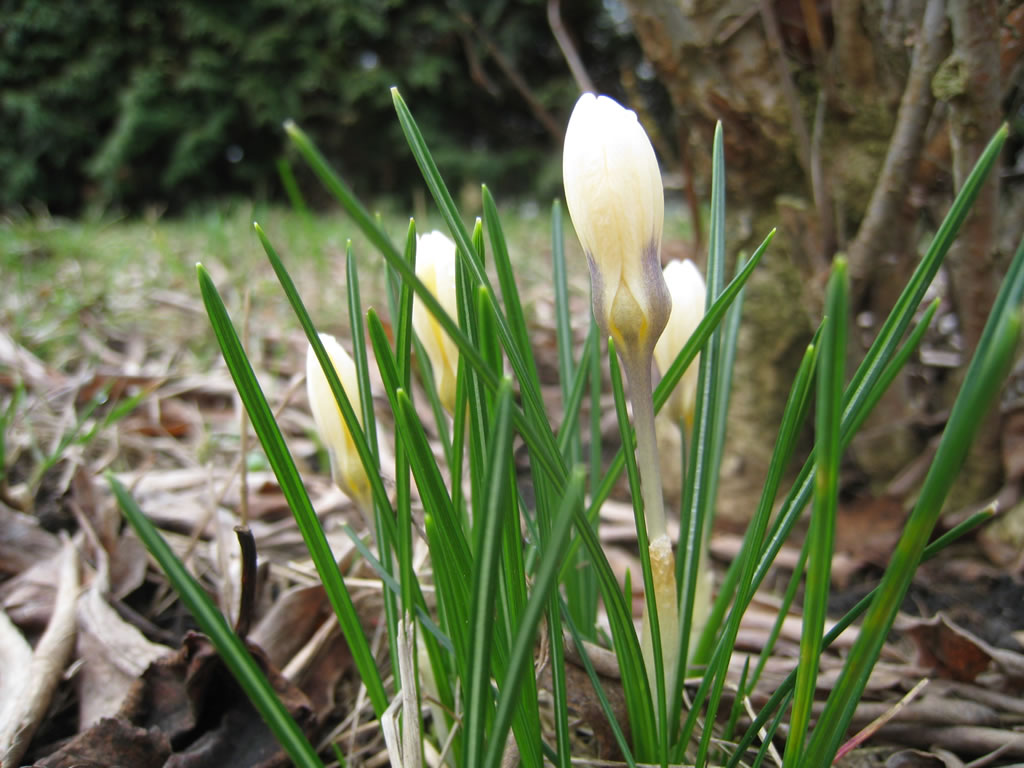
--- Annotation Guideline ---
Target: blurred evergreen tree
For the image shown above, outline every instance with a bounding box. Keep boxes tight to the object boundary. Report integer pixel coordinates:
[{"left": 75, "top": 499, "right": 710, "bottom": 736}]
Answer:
[{"left": 0, "top": 0, "right": 636, "bottom": 213}]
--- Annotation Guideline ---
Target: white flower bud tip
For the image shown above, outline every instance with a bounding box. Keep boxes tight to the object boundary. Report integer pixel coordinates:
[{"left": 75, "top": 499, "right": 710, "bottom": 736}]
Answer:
[
  {"left": 563, "top": 93, "right": 670, "bottom": 361},
  {"left": 412, "top": 230, "right": 460, "bottom": 415},
  {"left": 306, "top": 333, "right": 371, "bottom": 509},
  {"left": 653, "top": 259, "right": 706, "bottom": 427}
]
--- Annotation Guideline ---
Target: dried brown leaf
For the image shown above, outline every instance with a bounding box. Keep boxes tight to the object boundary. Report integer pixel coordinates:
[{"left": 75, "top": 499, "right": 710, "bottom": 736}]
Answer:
[
  {"left": 75, "top": 582, "right": 172, "bottom": 728},
  {"left": 0, "top": 506, "right": 59, "bottom": 577},
  {"left": 249, "top": 585, "right": 329, "bottom": 668},
  {"left": 899, "top": 613, "right": 993, "bottom": 682},
  {"left": 32, "top": 717, "right": 171, "bottom": 768},
  {"left": 104, "top": 631, "right": 317, "bottom": 768},
  {"left": 0, "top": 539, "right": 79, "bottom": 767},
  {"left": 886, "top": 748, "right": 964, "bottom": 768}
]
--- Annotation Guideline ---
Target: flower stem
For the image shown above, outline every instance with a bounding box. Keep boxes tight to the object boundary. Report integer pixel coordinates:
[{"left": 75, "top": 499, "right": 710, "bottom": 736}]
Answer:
[
  {"left": 622, "top": 351, "right": 679, "bottom": 715},
  {"left": 624, "top": 355, "right": 667, "bottom": 541}
]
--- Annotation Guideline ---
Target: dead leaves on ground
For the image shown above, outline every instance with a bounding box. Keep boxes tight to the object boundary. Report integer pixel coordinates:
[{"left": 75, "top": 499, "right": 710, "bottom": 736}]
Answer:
[
  {"left": 38, "top": 632, "right": 315, "bottom": 768},
  {"left": 4, "top": 321, "right": 1024, "bottom": 765}
]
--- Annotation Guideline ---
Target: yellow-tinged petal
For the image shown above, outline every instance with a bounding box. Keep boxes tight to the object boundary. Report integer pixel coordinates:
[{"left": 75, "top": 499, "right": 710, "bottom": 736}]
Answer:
[
  {"left": 306, "top": 333, "right": 371, "bottom": 510},
  {"left": 563, "top": 93, "right": 669, "bottom": 360},
  {"left": 653, "top": 259, "right": 706, "bottom": 427},
  {"left": 412, "top": 230, "right": 460, "bottom": 415}
]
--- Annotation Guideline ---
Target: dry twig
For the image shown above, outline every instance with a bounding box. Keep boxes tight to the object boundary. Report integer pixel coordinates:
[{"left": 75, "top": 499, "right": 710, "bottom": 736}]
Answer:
[{"left": 0, "top": 537, "right": 79, "bottom": 767}]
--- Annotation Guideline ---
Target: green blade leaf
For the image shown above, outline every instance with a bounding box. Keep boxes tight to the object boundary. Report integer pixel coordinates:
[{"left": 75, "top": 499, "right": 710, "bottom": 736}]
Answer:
[
  {"left": 196, "top": 263, "right": 388, "bottom": 716},
  {"left": 725, "top": 505, "right": 995, "bottom": 768},
  {"left": 786, "top": 258, "right": 847, "bottom": 765},
  {"left": 464, "top": 381, "right": 515, "bottom": 767},
  {"left": 253, "top": 223, "right": 398, "bottom": 545},
  {"left": 803, "top": 233, "right": 1024, "bottom": 765},
  {"left": 483, "top": 466, "right": 586, "bottom": 768},
  {"left": 109, "top": 475, "right": 325, "bottom": 768}
]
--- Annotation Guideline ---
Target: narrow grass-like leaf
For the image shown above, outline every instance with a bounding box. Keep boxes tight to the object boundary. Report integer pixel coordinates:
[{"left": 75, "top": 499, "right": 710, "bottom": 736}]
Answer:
[
  {"left": 284, "top": 121, "right": 401, "bottom": 263},
  {"left": 724, "top": 658, "right": 751, "bottom": 745},
  {"left": 558, "top": 595, "right": 637, "bottom": 767},
  {"left": 391, "top": 88, "right": 569, "bottom": 488},
  {"left": 561, "top": 323, "right": 598, "bottom": 456},
  {"left": 551, "top": 199, "right": 579, "bottom": 464},
  {"left": 344, "top": 242, "right": 402, "bottom": 687},
  {"left": 472, "top": 217, "right": 549, "bottom": 765},
  {"left": 553, "top": 196, "right": 598, "bottom": 642},
  {"left": 748, "top": 541, "right": 808, "bottom": 699},
  {"left": 338, "top": 522, "right": 453, "bottom": 653},
  {"left": 482, "top": 185, "right": 541, "bottom": 392},
  {"left": 394, "top": 222, "right": 419, "bottom": 622},
  {"left": 725, "top": 506, "right": 995, "bottom": 768},
  {"left": 347, "top": 245, "right": 380, "bottom": 467},
  {"left": 367, "top": 316, "right": 473, "bottom": 617},
  {"left": 110, "top": 475, "right": 325, "bottom": 768},
  {"left": 464, "top": 381, "right": 514, "bottom": 767},
  {"left": 197, "top": 263, "right": 388, "bottom": 716},
  {"left": 568, "top": 496, "right": 658, "bottom": 755},
  {"left": 803, "top": 236, "right": 1024, "bottom": 764},
  {"left": 394, "top": 388, "right": 473, "bottom": 665},
  {"left": 698, "top": 129, "right": 1009, "bottom": 654},
  {"left": 276, "top": 156, "right": 310, "bottom": 217},
  {"left": 680, "top": 331, "right": 819, "bottom": 756},
  {"left": 786, "top": 259, "right": 847, "bottom": 765},
  {"left": 556, "top": 325, "right": 597, "bottom": 460},
  {"left": 752, "top": 695, "right": 789, "bottom": 768},
  {"left": 483, "top": 467, "right": 586, "bottom": 768},
  {"left": 253, "top": 224, "right": 397, "bottom": 545},
  {"left": 460, "top": 227, "right": 492, "bottom": 530},
  {"left": 468, "top": 278, "right": 546, "bottom": 768},
  {"left": 681, "top": 126, "right": 729, "bottom": 767},
  {"left": 692, "top": 321, "right": 820, "bottom": 668},
  {"left": 0, "top": 382, "right": 24, "bottom": 480}
]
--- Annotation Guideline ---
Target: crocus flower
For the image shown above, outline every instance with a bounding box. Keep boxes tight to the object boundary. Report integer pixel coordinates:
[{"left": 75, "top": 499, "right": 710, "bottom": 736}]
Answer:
[
  {"left": 412, "top": 230, "right": 459, "bottom": 415},
  {"left": 564, "top": 92, "right": 679, "bottom": 705},
  {"left": 562, "top": 92, "right": 670, "bottom": 366},
  {"left": 306, "top": 333, "right": 372, "bottom": 513},
  {"left": 653, "top": 259, "right": 706, "bottom": 429}
]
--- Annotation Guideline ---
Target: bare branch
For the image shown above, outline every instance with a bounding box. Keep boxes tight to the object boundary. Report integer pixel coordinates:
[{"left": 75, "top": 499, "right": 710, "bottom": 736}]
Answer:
[
  {"left": 847, "top": 0, "right": 950, "bottom": 301},
  {"left": 548, "top": 0, "right": 596, "bottom": 94},
  {"left": 455, "top": 10, "right": 564, "bottom": 143}
]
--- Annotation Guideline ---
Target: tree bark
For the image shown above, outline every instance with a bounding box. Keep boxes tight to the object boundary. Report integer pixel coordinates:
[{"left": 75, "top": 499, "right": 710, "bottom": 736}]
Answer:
[
  {"left": 942, "top": 0, "right": 1004, "bottom": 509},
  {"left": 620, "top": 0, "right": 1012, "bottom": 521}
]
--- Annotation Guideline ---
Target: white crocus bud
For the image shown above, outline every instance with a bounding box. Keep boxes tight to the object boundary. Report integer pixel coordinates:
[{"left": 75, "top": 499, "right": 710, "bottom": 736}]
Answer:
[
  {"left": 653, "top": 259, "right": 706, "bottom": 429},
  {"left": 412, "top": 230, "right": 460, "bottom": 415},
  {"left": 563, "top": 93, "right": 670, "bottom": 366},
  {"left": 306, "top": 333, "right": 372, "bottom": 513}
]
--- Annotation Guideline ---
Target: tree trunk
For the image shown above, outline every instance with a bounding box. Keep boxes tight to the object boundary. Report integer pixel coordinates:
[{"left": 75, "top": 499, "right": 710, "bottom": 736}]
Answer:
[
  {"left": 942, "top": 0, "right": 1004, "bottom": 510},
  {"left": 621, "top": 0, "right": 1014, "bottom": 522}
]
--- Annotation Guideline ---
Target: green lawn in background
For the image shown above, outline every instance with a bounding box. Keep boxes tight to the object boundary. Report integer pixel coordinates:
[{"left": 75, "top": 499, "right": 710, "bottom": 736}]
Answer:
[
  {"left": 0, "top": 204, "right": 554, "bottom": 370},
  {"left": 0, "top": 201, "right": 695, "bottom": 373}
]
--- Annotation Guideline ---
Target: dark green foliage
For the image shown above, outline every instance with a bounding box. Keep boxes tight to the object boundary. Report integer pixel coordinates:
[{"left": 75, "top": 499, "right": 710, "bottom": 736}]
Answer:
[{"left": 0, "top": 0, "right": 628, "bottom": 213}]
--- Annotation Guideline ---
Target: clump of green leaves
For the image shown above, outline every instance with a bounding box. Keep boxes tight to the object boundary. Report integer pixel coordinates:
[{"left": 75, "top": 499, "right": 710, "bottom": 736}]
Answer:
[{"left": 115, "top": 85, "right": 1019, "bottom": 768}]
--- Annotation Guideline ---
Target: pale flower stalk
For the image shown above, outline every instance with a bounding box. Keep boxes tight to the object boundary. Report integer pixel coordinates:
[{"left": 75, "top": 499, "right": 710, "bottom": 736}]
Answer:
[
  {"left": 563, "top": 92, "right": 678, "bottom": 701},
  {"left": 306, "top": 333, "right": 373, "bottom": 528},
  {"left": 653, "top": 258, "right": 712, "bottom": 656},
  {"left": 411, "top": 230, "right": 460, "bottom": 415}
]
